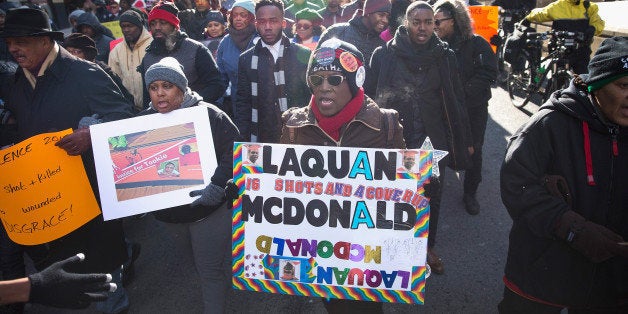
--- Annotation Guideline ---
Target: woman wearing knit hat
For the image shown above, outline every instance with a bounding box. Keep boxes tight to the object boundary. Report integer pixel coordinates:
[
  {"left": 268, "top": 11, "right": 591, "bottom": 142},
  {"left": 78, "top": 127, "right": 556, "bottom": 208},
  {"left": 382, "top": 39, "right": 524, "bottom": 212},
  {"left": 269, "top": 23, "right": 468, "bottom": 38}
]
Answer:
[
  {"left": 280, "top": 40, "right": 405, "bottom": 313},
  {"left": 139, "top": 56, "right": 240, "bottom": 313},
  {"left": 200, "top": 10, "right": 226, "bottom": 57},
  {"left": 499, "top": 36, "right": 628, "bottom": 312},
  {"left": 291, "top": 8, "right": 325, "bottom": 50},
  {"left": 215, "top": 0, "right": 258, "bottom": 117}
]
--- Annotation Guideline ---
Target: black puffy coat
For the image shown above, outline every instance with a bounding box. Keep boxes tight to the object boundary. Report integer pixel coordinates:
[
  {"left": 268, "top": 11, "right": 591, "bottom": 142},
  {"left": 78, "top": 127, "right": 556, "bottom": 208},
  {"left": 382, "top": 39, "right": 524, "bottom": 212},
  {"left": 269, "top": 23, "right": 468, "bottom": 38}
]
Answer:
[
  {"left": 501, "top": 80, "right": 628, "bottom": 309},
  {"left": 318, "top": 14, "right": 385, "bottom": 67},
  {"left": 366, "top": 28, "right": 472, "bottom": 170}
]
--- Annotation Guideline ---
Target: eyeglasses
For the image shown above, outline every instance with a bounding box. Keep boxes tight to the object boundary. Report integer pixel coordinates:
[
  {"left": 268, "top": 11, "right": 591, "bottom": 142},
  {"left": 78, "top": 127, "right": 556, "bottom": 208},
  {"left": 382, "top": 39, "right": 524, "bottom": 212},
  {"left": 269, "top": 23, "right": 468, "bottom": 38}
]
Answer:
[
  {"left": 434, "top": 18, "right": 453, "bottom": 26},
  {"left": 296, "top": 23, "right": 311, "bottom": 30},
  {"left": 308, "top": 74, "right": 345, "bottom": 87}
]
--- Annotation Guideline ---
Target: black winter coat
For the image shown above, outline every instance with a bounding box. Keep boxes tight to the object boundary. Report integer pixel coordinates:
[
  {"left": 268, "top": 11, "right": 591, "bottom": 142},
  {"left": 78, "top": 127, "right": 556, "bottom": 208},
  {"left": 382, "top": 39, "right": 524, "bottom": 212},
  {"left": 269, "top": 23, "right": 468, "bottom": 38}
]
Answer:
[
  {"left": 139, "top": 32, "right": 225, "bottom": 107},
  {"left": 234, "top": 36, "right": 311, "bottom": 143},
  {"left": 448, "top": 34, "right": 498, "bottom": 107},
  {"left": 366, "top": 28, "right": 472, "bottom": 170},
  {"left": 318, "top": 15, "right": 385, "bottom": 67},
  {"left": 5, "top": 47, "right": 134, "bottom": 273},
  {"left": 500, "top": 80, "right": 628, "bottom": 308}
]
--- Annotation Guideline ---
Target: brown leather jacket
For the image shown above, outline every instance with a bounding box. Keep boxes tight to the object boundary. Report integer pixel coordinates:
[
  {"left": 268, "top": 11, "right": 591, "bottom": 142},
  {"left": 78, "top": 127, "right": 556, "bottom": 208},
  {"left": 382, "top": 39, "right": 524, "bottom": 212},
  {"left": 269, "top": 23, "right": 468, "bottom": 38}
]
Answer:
[{"left": 280, "top": 95, "right": 406, "bottom": 149}]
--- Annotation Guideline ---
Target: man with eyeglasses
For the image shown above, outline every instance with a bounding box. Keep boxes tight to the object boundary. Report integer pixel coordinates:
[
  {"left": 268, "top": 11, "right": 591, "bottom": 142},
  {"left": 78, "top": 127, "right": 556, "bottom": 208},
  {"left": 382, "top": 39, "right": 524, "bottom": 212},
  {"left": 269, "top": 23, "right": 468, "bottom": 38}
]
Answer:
[
  {"left": 317, "top": 0, "right": 391, "bottom": 68},
  {"left": 280, "top": 39, "right": 405, "bottom": 312},
  {"left": 366, "top": 1, "right": 473, "bottom": 275},
  {"left": 433, "top": 0, "right": 497, "bottom": 216},
  {"left": 234, "top": 0, "right": 311, "bottom": 143}
]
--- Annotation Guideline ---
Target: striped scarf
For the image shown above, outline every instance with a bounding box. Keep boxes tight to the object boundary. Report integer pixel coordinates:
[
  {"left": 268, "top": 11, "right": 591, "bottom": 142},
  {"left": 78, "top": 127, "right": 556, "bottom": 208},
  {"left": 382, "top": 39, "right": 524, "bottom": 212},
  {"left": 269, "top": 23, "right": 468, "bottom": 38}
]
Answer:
[{"left": 249, "top": 36, "right": 290, "bottom": 142}]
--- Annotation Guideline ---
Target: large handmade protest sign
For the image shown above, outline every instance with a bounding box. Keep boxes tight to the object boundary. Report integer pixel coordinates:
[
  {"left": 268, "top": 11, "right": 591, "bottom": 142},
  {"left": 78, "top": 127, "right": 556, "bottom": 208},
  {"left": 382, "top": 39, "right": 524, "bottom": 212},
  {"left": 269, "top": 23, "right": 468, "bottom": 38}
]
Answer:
[
  {"left": 0, "top": 129, "right": 100, "bottom": 245},
  {"left": 90, "top": 106, "right": 216, "bottom": 220},
  {"left": 470, "top": 5, "right": 499, "bottom": 52},
  {"left": 232, "top": 142, "right": 435, "bottom": 304}
]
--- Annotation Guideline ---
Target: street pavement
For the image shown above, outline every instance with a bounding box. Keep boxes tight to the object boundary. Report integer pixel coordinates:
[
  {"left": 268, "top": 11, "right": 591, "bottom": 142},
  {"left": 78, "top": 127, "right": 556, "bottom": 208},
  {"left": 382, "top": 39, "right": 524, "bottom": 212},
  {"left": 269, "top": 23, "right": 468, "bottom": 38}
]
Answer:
[{"left": 21, "top": 85, "right": 543, "bottom": 314}]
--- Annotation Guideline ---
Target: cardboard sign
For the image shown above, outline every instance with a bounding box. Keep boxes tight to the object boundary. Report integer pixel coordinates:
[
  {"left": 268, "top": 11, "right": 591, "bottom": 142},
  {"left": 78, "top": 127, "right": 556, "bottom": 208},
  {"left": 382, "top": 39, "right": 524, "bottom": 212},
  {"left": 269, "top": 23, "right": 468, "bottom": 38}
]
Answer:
[
  {"left": 0, "top": 130, "right": 100, "bottom": 245},
  {"left": 232, "top": 143, "right": 435, "bottom": 304},
  {"left": 470, "top": 5, "right": 499, "bottom": 52},
  {"left": 101, "top": 20, "right": 123, "bottom": 39},
  {"left": 90, "top": 106, "right": 217, "bottom": 220}
]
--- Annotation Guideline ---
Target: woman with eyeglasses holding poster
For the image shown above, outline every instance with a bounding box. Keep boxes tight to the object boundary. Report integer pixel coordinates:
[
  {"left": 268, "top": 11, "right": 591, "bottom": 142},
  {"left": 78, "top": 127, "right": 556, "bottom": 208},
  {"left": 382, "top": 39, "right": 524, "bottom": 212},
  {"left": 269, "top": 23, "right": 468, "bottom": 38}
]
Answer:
[{"left": 291, "top": 8, "right": 325, "bottom": 50}]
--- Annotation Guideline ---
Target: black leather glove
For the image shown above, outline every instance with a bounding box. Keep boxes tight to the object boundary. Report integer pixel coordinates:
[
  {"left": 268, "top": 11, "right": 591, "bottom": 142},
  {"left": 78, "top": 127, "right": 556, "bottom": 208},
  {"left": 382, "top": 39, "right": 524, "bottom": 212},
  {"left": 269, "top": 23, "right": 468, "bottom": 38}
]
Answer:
[
  {"left": 28, "top": 253, "right": 116, "bottom": 309},
  {"left": 189, "top": 183, "right": 225, "bottom": 207},
  {"left": 519, "top": 18, "right": 531, "bottom": 28},
  {"left": 555, "top": 211, "right": 625, "bottom": 263},
  {"left": 225, "top": 179, "right": 239, "bottom": 209},
  {"left": 490, "top": 34, "right": 502, "bottom": 46},
  {"left": 423, "top": 176, "right": 440, "bottom": 199}
]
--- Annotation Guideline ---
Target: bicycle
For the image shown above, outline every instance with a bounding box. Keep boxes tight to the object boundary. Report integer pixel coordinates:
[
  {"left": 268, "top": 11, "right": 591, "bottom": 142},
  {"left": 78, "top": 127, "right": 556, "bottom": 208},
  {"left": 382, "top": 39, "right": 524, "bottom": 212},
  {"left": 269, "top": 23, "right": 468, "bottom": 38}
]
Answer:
[
  {"left": 491, "top": 8, "right": 530, "bottom": 84},
  {"left": 506, "top": 28, "right": 585, "bottom": 108}
]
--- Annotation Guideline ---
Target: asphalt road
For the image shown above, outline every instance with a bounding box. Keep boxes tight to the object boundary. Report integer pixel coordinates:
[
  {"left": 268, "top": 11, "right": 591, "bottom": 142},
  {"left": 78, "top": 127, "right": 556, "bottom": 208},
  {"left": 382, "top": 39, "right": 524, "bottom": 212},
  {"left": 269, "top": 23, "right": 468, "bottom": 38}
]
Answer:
[{"left": 23, "top": 85, "right": 543, "bottom": 314}]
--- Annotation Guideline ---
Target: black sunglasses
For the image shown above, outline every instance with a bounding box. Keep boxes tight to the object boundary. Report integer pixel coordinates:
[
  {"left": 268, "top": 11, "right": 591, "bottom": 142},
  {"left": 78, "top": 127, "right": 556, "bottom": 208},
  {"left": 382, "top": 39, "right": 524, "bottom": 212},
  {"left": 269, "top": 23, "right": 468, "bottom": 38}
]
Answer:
[
  {"left": 308, "top": 74, "right": 345, "bottom": 87},
  {"left": 296, "top": 23, "right": 311, "bottom": 30},
  {"left": 434, "top": 17, "right": 453, "bottom": 26}
]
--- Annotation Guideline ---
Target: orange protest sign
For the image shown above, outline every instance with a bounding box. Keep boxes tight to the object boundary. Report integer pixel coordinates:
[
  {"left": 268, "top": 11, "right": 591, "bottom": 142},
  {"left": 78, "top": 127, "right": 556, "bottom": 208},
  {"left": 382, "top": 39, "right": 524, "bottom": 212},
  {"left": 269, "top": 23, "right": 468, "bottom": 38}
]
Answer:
[
  {"left": 0, "top": 129, "right": 101, "bottom": 245},
  {"left": 470, "top": 5, "right": 499, "bottom": 52}
]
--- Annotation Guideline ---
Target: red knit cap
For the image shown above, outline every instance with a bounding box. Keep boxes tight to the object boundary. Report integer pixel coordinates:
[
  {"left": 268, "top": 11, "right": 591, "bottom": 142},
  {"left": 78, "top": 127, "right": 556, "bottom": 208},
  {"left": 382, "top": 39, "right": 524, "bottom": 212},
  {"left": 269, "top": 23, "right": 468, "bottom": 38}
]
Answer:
[{"left": 148, "top": 2, "right": 180, "bottom": 29}]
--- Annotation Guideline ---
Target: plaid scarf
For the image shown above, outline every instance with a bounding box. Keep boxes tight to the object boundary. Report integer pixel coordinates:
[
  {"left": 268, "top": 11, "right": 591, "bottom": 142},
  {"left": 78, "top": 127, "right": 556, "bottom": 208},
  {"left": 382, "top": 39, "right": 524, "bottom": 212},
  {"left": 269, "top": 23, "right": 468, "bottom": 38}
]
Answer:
[{"left": 249, "top": 36, "right": 290, "bottom": 142}]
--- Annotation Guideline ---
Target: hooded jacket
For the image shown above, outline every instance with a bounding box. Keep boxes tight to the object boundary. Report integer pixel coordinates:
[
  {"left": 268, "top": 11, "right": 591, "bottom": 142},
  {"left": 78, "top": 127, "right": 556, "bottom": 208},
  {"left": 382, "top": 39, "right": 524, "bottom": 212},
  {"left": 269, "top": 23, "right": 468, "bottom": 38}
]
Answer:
[
  {"left": 109, "top": 27, "right": 153, "bottom": 111},
  {"left": 75, "top": 13, "right": 115, "bottom": 62},
  {"left": 140, "top": 31, "right": 225, "bottom": 107},
  {"left": 318, "top": 14, "right": 385, "bottom": 67},
  {"left": 366, "top": 28, "right": 472, "bottom": 170},
  {"left": 500, "top": 80, "right": 627, "bottom": 308},
  {"left": 436, "top": 0, "right": 497, "bottom": 107},
  {"left": 526, "top": 0, "right": 604, "bottom": 36}
]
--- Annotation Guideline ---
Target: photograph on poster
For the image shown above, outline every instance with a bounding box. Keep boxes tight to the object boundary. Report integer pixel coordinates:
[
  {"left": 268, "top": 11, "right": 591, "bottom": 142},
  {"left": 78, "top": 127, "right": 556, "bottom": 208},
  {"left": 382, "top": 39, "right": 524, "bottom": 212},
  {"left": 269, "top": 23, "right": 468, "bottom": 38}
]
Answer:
[
  {"left": 108, "top": 123, "right": 204, "bottom": 201},
  {"left": 90, "top": 106, "right": 216, "bottom": 220}
]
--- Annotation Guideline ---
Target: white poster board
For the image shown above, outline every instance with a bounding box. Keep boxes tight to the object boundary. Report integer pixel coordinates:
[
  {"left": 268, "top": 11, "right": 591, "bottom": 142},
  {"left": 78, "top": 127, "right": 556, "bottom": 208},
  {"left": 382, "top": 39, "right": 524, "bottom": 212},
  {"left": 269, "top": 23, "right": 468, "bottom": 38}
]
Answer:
[{"left": 90, "top": 106, "right": 217, "bottom": 220}]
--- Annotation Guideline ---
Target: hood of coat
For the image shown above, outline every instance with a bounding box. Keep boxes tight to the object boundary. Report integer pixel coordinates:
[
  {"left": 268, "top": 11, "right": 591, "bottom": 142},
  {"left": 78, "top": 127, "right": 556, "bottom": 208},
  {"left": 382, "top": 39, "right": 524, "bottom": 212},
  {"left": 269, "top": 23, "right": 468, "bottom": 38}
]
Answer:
[
  {"left": 76, "top": 13, "right": 104, "bottom": 35},
  {"left": 433, "top": 0, "right": 473, "bottom": 42},
  {"left": 541, "top": 78, "right": 624, "bottom": 135}
]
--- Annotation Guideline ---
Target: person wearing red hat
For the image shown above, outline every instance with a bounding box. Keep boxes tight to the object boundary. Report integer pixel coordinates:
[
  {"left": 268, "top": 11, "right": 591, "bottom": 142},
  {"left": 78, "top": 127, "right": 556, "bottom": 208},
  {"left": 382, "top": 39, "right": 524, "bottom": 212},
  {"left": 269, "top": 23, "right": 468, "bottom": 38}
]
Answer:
[{"left": 139, "top": 1, "right": 225, "bottom": 107}]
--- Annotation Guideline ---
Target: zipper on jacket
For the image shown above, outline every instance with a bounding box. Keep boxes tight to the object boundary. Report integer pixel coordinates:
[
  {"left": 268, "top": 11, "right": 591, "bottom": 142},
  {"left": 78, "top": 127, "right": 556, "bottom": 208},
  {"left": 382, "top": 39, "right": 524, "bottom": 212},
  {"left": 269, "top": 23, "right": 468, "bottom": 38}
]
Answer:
[{"left": 608, "top": 125, "right": 618, "bottom": 198}]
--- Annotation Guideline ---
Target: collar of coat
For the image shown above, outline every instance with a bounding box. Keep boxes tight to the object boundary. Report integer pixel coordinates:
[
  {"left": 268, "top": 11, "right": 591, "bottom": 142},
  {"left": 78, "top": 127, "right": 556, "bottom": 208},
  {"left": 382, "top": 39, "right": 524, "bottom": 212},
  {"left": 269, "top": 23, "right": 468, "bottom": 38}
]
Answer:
[{"left": 283, "top": 94, "right": 384, "bottom": 131}]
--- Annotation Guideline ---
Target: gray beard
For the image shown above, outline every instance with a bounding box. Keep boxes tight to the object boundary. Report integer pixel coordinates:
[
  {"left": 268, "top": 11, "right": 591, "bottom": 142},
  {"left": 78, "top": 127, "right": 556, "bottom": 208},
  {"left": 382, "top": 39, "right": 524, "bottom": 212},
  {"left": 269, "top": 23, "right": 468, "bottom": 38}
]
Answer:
[{"left": 154, "top": 31, "right": 179, "bottom": 52}]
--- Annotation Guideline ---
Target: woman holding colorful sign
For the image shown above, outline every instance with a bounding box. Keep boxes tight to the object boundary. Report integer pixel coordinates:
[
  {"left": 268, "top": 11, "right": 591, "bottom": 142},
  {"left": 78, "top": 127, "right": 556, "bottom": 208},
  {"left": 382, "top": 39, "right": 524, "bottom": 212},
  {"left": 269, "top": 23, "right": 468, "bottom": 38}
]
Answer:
[
  {"left": 280, "top": 39, "right": 406, "bottom": 313},
  {"left": 139, "top": 56, "right": 241, "bottom": 313}
]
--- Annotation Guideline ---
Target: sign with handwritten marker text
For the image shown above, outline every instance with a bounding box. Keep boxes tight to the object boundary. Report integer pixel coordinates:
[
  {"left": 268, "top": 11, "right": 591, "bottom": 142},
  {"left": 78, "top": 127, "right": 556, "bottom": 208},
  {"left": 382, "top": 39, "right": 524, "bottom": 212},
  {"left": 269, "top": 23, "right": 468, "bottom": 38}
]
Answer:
[
  {"left": 0, "top": 129, "right": 101, "bottom": 245},
  {"left": 232, "top": 143, "right": 432, "bottom": 304},
  {"left": 470, "top": 6, "right": 499, "bottom": 52}
]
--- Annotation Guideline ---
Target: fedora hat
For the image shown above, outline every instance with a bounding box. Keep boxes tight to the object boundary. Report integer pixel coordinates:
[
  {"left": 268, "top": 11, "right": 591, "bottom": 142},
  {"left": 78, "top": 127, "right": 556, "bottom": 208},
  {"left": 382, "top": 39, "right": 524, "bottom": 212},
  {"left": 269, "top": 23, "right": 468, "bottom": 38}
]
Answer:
[{"left": 0, "top": 8, "right": 64, "bottom": 41}]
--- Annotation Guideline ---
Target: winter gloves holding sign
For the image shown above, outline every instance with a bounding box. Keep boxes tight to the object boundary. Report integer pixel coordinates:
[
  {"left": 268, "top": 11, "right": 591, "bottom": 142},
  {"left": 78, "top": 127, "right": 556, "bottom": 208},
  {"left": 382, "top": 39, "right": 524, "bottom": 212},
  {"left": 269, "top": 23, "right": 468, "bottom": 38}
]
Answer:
[
  {"left": 190, "top": 179, "right": 239, "bottom": 209},
  {"left": 0, "top": 253, "right": 116, "bottom": 308}
]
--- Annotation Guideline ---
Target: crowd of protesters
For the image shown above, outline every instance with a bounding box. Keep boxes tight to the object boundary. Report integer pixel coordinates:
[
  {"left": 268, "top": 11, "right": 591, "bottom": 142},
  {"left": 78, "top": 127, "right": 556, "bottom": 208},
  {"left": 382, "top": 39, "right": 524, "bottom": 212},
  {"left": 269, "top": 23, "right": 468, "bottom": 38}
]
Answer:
[{"left": 1, "top": 0, "right": 626, "bottom": 313}]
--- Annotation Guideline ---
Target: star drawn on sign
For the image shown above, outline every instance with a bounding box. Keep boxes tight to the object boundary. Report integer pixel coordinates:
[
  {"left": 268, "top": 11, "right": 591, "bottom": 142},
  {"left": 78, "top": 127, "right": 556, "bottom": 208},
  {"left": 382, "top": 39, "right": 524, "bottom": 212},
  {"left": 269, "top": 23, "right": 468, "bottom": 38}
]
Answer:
[{"left": 420, "top": 137, "right": 448, "bottom": 177}]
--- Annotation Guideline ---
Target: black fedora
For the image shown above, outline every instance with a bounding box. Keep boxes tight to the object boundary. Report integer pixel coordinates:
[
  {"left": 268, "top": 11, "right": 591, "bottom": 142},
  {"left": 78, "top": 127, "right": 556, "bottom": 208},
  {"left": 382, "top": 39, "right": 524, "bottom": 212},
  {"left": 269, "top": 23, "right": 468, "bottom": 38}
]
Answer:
[{"left": 0, "top": 8, "right": 64, "bottom": 41}]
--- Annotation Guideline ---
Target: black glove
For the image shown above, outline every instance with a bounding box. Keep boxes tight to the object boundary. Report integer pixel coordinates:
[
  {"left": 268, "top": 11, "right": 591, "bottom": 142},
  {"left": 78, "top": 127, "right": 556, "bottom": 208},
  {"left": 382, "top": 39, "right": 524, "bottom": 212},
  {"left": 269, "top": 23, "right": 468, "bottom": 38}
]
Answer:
[
  {"left": 519, "top": 18, "right": 531, "bottom": 28},
  {"left": 423, "top": 176, "right": 440, "bottom": 199},
  {"left": 225, "top": 179, "right": 239, "bottom": 209},
  {"left": 28, "top": 253, "right": 116, "bottom": 309},
  {"left": 490, "top": 34, "right": 502, "bottom": 46},
  {"left": 555, "top": 211, "right": 625, "bottom": 263},
  {"left": 189, "top": 183, "right": 225, "bottom": 207}
]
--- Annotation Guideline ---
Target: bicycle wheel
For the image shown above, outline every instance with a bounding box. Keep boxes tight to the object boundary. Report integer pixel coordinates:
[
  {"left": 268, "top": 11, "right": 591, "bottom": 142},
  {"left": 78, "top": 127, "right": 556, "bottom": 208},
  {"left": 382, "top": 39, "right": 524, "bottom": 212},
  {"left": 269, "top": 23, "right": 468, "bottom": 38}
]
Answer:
[{"left": 507, "top": 58, "right": 532, "bottom": 108}]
